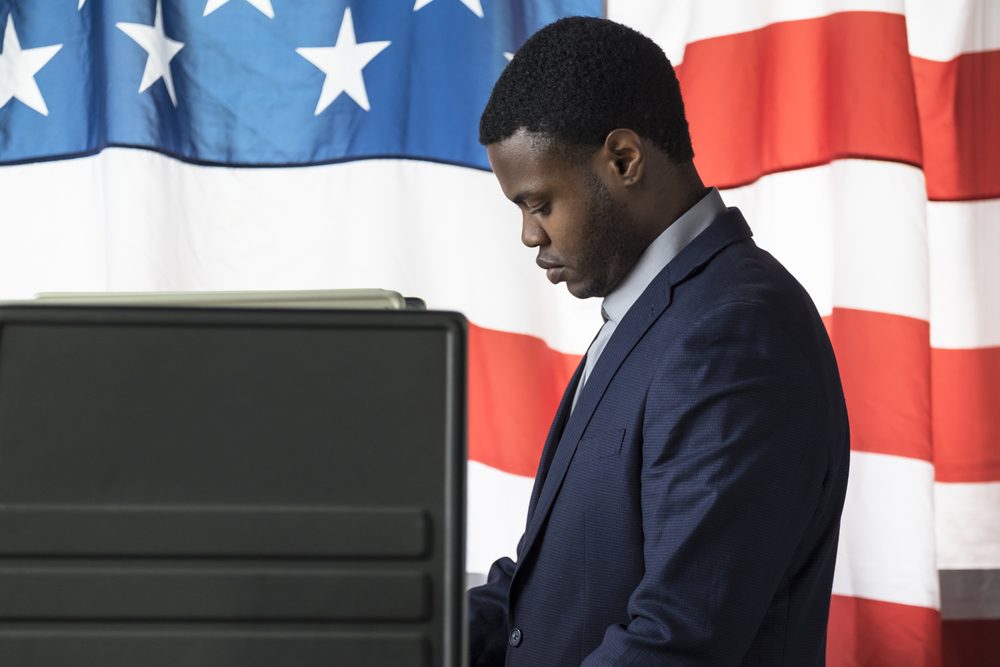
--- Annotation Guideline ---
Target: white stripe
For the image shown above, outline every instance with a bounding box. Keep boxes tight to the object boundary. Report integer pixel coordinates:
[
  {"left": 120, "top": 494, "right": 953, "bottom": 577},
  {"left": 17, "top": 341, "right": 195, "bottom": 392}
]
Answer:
[
  {"left": 0, "top": 152, "right": 942, "bottom": 349},
  {"left": 0, "top": 161, "right": 109, "bottom": 296},
  {"left": 928, "top": 198, "right": 1000, "bottom": 349},
  {"left": 833, "top": 451, "right": 939, "bottom": 609},
  {"left": 608, "top": 0, "right": 905, "bottom": 66},
  {"left": 0, "top": 148, "right": 600, "bottom": 354},
  {"left": 468, "top": 451, "right": 943, "bottom": 611},
  {"left": 904, "top": 0, "right": 1000, "bottom": 61},
  {"left": 721, "top": 159, "right": 930, "bottom": 323},
  {"left": 935, "top": 481, "right": 1000, "bottom": 570},
  {"left": 466, "top": 461, "right": 533, "bottom": 576},
  {"left": 608, "top": 0, "right": 998, "bottom": 65}
]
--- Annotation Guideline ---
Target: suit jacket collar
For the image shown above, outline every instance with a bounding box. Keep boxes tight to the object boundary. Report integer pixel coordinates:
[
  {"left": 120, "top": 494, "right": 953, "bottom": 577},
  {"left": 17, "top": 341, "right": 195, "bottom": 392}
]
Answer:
[{"left": 514, "top": 207, "right": 753, "bottom": 570}]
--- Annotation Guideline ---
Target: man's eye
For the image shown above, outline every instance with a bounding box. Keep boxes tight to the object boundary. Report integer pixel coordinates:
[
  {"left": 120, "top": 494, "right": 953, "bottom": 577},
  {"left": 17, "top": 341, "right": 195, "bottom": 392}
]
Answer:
[{"left": 529, "top": 204, "right": 550, "bottom": 216}]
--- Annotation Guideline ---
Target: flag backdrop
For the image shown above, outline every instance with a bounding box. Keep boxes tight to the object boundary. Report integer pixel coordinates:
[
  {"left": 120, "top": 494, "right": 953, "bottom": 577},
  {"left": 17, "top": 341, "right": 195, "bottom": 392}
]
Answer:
[{"left": 0, "top": 0, "right": 997, "bottom": 663}]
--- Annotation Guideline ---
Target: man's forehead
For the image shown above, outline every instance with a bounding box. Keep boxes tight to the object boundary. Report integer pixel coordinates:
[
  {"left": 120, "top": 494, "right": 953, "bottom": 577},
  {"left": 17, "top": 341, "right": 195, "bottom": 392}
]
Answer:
[
  {"left": 487, "top": 129, "right": 549, "bottom": 164},
  {"left": 486, "top": 129, "right": 590, "bottom": 204},
  {"left": 488, "top": 129, "right": 591, "bottom": 183},
  {"left": 485, "top": 131, "right": 555, "bottom": 198}
]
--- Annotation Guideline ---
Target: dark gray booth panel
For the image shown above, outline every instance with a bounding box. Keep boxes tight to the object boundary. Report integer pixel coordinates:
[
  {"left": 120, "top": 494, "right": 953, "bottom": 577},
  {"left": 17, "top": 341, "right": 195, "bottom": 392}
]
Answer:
[{"left": 0, "top": 306, "right": 466, "bottom": 667}]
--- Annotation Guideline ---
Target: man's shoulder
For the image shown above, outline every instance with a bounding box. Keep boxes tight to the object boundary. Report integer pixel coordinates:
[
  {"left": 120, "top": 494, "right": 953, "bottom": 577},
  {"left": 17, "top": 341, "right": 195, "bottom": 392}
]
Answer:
[
  {"left": 648, "top": 236, "right": 838, "bottom": 387},
  {"left": 671, "top": 236, "right": 814, "bottom": 318}
]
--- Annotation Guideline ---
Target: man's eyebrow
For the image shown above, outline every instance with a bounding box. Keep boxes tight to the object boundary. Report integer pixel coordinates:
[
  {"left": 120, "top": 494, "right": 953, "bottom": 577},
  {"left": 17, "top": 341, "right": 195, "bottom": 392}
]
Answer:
[{"left": 511, "top": 190, "right": 540, "bottom": 206}]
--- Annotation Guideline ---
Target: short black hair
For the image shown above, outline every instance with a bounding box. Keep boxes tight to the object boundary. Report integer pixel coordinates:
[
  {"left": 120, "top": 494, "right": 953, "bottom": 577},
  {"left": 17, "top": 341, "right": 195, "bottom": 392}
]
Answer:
[{"left": 480, "top": 16, "right": 694, "bottom": 163}]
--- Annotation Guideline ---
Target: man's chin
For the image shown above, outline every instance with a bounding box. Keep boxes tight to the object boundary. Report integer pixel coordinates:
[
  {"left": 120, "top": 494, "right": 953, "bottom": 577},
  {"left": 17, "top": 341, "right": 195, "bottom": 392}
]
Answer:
[{"left": 566, "top": 279, "right": 599, "bottom": 300}]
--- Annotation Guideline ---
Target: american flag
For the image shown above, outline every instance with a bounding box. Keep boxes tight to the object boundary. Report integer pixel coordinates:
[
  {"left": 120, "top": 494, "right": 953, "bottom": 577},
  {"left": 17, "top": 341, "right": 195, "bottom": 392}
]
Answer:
[{"left": 0, "top": 0, "right": 997, "bottom": 663}]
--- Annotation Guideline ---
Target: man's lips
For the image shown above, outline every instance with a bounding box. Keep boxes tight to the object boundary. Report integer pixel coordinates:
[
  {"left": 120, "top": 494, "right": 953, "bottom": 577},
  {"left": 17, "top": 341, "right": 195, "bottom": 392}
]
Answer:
[{"left": 536, "top": 258, "right": 565, "bottom": 284}]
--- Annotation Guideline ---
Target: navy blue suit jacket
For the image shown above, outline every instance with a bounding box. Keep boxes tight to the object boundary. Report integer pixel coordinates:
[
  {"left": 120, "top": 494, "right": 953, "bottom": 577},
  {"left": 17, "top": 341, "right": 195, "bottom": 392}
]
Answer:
[{"left": 468, "top": 208, "right": 850, "bottom": 666}]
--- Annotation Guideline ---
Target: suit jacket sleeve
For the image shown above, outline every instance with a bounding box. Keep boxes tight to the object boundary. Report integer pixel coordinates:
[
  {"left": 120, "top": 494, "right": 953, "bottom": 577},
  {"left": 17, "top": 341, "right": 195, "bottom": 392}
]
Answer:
[
  {"left": 582, "top": 301, "right": 831, "bottom": 665},
  {"left": 467, "top": 551, "right": 517, "bottom": 666}
]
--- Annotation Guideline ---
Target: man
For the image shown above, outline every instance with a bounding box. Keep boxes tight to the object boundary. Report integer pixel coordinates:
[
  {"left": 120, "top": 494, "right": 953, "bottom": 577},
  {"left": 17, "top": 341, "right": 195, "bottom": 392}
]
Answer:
[{"left": 468, "top": 16, "right": 849, "bottom": 667}]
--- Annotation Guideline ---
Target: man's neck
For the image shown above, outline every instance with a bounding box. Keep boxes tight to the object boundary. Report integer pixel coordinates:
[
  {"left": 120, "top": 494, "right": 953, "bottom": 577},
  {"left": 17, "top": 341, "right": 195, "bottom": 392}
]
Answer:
[{"left": 636, "top": 160, "right": 708, "bottom": 244}]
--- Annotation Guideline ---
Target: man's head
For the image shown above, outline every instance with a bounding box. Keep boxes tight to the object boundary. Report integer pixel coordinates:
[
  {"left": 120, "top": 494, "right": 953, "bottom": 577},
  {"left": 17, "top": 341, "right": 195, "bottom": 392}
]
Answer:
[{"left": 480, "top": 17, "right": 702, "bottom": 299}]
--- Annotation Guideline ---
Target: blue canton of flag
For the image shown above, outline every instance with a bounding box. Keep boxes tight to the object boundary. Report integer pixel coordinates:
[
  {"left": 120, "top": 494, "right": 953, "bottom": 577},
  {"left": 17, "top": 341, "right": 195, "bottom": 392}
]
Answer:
[{"left": 0, "top": 0, "right": 600, "bottom": 168}]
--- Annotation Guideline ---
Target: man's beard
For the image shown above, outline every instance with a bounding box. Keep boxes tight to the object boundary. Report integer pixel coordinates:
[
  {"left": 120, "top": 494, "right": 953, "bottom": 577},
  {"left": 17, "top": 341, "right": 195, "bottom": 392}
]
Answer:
[{"left": 573, "top": 172, "right": 649, "bottom": 299}]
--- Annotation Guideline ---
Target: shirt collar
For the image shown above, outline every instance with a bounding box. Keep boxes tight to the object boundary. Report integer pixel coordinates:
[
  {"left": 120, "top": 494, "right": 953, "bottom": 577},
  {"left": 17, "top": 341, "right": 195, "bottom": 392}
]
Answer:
[{"left": 601, "top": 187, "right": 726, "bottom": 324}]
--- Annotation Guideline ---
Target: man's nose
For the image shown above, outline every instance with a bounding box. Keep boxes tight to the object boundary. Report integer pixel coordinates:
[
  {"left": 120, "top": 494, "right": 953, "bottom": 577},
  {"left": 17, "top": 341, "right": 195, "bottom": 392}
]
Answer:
[{"left": 521, "top": 215, "right": 549, "bottom": 248}]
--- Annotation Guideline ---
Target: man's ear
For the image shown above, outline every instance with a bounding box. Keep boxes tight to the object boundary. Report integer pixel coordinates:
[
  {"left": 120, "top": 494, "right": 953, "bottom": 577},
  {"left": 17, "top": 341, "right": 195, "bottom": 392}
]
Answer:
[{"left": 602, "top": 128, "right": 644, "bottom": 187}]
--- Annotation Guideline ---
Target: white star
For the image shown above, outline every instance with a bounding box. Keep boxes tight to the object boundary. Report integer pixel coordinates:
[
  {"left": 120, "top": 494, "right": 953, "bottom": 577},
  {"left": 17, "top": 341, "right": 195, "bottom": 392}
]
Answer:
[
  {"left": 0, "top": 15, "right": 62, "bottom": 116},
  {"left": 296, "top": 8, "right": 390, "bottom": 114},
  {"left": 413, "top": 0, "right": 484, "bottom": 18},
  {"left": 504, "top": 51, "right": 513, "bottom": 61},
  {"left": 116, "top": 0, "right": 185, "bottom": 106},
  {"left": 203, "top": 0, "right": 275, "bottom": 19}
]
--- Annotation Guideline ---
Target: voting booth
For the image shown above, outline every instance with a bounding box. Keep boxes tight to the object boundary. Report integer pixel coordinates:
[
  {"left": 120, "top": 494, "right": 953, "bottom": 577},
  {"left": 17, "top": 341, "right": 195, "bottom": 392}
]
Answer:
[{"left": 0, "top": 291, "right": 466, "bottom": 667}]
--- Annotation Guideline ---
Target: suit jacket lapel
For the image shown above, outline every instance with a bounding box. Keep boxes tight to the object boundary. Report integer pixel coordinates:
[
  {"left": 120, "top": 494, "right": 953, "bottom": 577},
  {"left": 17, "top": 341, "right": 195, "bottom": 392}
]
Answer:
[
  {"left": 514, "top": 208, "right": 754, "bottom": 569},
  {"left": 524, "top": 358, "right": 584, "bottom": 523},
  {"left": 515, "top": 281, "right": 671, "bottom": 567}
]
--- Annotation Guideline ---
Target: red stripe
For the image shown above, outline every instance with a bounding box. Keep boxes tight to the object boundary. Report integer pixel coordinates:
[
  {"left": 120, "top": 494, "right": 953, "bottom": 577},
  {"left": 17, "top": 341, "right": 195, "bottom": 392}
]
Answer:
[
  {"left": 942, "top": 618, "right": 1000, "bottom": 667},
  {"left": 675, "top": 11, "right": 922, "bottom": 189},
  {"left": 470, "top": 312, "right": 999, "bottom": 483},
  {"left": 913, "top": 50, "right": 1000, "bottom": 201},
  {"left": 827, "top": 595, "right": 941, "bottom": 666},
  {"left": 931, "top": 346, "right": 1000, "bottom": 482},
  {"left": 824, "top": 308, "right": 933, "bottom": 463},
  {"left": 467, "top": 323, "right": 580, "bottom": 478},
  {"left": 675, "top": 12, "right": 999, "bottom": 201}
]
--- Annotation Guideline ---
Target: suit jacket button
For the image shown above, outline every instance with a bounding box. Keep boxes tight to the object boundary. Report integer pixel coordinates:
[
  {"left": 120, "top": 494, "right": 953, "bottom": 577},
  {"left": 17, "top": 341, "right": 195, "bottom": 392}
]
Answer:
[{"left": 509, "top": 628, "right": 522, "bottom": 647}]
